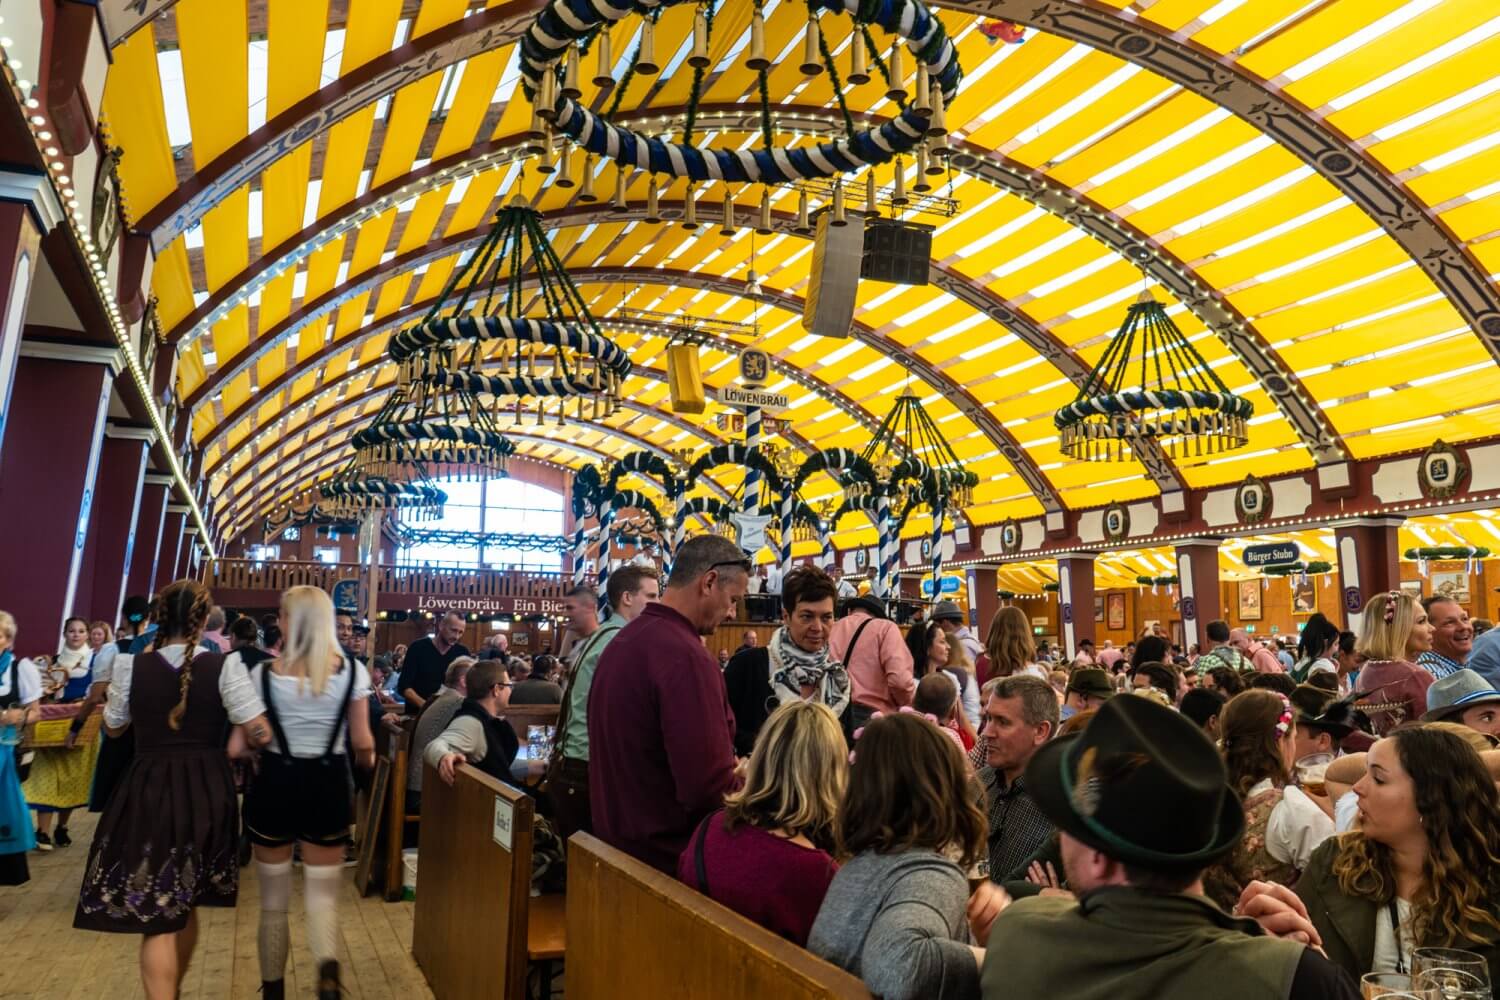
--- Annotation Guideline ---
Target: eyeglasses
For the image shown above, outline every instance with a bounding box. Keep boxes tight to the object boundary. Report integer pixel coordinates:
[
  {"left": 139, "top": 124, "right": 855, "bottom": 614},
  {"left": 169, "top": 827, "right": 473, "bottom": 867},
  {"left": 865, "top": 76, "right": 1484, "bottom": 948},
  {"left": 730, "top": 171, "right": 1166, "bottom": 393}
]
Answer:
[{"left": 708, "top": 558, "right": 753, "bottom": 574}]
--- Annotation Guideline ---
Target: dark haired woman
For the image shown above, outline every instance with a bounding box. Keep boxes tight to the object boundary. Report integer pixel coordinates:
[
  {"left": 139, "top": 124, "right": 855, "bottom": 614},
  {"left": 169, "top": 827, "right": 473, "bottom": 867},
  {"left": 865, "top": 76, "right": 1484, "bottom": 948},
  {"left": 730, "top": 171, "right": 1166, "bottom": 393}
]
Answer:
[
  {"left": 1290, "top": 614, "right": 1341, "bottom": 685},
  {"left": 1131, "top": 635, "right": 1169, "bottom": 673},
  {"left": 907, "top": 621, "right": 978, "bottom": 748},
  {"left": 809, "top": 712, "right": 1003, "bottom": 1000},
  {"left": 1270, "top": 726, "right": 1500, "bottom": 983},
  {"left": 723, "top": 566, "right": 851, "bottom": 756},
  {"left": 25, "top": 617, "right": 98, "bottom": 850},
  {"left": 74, "top": 579, "right": 270, "bottom": 999},
  {"left": 1205, "top": 691, "right": 1334, "bottom": 910}
]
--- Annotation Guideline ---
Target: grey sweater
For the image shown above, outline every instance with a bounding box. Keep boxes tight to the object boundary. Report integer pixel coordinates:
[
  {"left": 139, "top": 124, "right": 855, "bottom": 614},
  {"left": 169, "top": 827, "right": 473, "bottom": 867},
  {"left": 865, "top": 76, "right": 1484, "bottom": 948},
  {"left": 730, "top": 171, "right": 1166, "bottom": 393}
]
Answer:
[{"left": 807, "top": 849, "right": 979, "bottom": 1000}]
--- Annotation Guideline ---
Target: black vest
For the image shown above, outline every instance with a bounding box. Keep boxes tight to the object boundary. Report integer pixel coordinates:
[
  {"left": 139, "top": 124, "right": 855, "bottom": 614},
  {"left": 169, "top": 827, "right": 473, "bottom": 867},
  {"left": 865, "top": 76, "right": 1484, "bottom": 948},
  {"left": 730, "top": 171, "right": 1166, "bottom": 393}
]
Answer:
[{"left": 454, "top": 700, "right": 520, "bottom": 784}]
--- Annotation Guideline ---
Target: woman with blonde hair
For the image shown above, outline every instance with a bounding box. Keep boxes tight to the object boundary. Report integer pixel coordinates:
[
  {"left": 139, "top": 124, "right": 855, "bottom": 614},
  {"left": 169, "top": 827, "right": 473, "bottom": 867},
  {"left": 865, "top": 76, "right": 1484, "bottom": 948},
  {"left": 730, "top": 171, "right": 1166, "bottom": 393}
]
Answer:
[
  {"left": 976, "top": 606, "right": 1045, "bottom": 685},
  {"left": 1204, "top": 690, "right": 1334, "bottom": 910},
  {"left": 1354, "top": 591, "right": 1435, "bottom": 735},
  {"left": 679, "top": 700, "right": 846, "bottom": 946},
  {"left": 0, "top": 610, "right": 42, "bottom": 885},
  {"left": 1266, "top": 726, "right": 1500, "bottom": 983},
  {"left": 74, "top": 579, "right": 270, "bottom": 999},
  {"left": 244, "top": 585, "right": 375, "bottom": 1000}
]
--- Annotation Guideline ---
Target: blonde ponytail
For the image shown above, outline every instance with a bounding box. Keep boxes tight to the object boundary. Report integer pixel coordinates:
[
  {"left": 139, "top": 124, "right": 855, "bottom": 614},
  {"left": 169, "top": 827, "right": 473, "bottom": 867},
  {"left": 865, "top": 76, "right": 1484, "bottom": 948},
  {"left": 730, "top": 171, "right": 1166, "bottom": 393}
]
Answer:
[{"left": 280, "top": 586, "right": 341, "bottom": 695}]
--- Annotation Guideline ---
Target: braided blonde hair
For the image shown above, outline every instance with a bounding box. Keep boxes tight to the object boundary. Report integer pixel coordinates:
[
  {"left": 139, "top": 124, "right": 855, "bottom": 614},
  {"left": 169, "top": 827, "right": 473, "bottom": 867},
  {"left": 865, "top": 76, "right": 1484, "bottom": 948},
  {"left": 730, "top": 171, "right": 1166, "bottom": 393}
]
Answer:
[{"left": 151, "top": 580, "right": 212, "bottom": 731}]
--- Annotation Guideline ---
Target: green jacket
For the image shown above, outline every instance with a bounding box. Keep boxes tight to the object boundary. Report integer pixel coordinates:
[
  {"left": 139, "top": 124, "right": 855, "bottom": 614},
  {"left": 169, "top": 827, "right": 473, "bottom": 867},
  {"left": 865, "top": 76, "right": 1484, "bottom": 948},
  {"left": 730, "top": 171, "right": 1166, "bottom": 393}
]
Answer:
[
  {"left": 557, "top": 619, "right": 623, "bottom": 762},
  {"left": 983, "top": 887, "right": 1307, "bottom": 1000},
  {"left": 1296, "top": 839, "right": 1500, "bottom": 985}
]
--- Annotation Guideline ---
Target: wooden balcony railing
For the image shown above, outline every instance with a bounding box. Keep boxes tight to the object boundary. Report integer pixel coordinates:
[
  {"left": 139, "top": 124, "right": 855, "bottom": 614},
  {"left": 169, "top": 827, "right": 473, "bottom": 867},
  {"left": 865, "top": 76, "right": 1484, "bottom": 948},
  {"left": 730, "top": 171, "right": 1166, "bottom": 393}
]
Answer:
[{"left": 201, "top": 559, "right": 569, "bottom": 610}]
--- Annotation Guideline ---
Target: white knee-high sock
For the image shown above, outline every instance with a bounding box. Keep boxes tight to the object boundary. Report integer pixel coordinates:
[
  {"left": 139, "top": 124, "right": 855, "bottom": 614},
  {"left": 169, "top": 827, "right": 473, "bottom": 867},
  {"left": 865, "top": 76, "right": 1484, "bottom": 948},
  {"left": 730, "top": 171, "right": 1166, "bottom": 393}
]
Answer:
[
  {"left": 256, "top": 859, "right": 294, "bottom": 982},
  {"left": 303, "top": 862, "right": 344, "bottom": 966}
]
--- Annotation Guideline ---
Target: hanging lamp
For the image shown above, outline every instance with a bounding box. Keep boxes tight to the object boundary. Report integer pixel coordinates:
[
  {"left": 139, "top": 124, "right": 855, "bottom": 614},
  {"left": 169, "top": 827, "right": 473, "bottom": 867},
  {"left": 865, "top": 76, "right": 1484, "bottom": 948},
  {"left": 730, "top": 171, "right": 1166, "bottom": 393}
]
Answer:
[{"left": 1054, "top": 291, "right": 1253, "bottom": 461}]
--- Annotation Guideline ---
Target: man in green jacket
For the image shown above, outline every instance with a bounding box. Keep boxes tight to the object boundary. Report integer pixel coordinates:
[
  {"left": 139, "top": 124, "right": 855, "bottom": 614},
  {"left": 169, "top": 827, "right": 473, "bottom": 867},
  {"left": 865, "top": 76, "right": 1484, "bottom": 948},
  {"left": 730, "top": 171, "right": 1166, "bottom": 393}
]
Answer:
[
  {"left": 546, "top": 566, "right": 659, "bottom": 841},
  {"left": 981, "top": 696, "right": 1360, "bottom": 1000}
]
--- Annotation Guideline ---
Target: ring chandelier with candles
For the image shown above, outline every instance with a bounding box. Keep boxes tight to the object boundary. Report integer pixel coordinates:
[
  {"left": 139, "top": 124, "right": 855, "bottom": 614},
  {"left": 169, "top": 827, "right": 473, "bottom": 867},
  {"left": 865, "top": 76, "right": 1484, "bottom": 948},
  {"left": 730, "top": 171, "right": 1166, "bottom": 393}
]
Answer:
[{"left": 517, "top": 0, "right": 963, "bottom": 226}]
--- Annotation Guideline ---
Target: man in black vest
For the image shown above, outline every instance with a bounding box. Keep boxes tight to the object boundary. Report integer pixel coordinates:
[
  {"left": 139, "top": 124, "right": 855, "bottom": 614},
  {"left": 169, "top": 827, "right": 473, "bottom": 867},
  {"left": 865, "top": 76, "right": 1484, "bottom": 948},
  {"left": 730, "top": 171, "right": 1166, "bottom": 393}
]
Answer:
[
  {"left": 980, "top": 695, "right": 1359, "bottom": 1000},
  {"left": 423, "top": 659, "right": 519, "bottom": 787}
]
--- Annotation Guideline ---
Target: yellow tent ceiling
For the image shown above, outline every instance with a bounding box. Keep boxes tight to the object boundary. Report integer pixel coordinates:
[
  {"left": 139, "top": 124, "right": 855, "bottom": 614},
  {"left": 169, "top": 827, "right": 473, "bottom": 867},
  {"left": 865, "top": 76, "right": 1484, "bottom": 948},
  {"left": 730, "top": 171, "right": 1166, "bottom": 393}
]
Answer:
[{"left": 98, "top": 0, "right": 1500, "bottom": 546}]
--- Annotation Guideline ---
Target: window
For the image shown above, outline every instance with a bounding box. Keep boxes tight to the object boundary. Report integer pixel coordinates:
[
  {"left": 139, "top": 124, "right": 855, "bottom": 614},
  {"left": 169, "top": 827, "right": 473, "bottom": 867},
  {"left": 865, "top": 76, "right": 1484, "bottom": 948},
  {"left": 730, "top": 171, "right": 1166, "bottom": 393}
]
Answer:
[
  {"left": 397, "top": 477, "right": 564, "bottom": 570},
  {"left": 314, "top": 546, "right": 342, "bottom": 565}
]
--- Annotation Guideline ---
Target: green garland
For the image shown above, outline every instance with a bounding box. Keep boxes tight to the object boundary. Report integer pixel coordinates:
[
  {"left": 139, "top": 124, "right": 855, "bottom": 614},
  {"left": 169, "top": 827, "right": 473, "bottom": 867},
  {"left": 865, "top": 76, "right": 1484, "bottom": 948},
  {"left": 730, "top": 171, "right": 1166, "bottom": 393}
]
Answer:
[
  {"left": 1135, "top": 575, "right": 1179, "bottom": 587},
  {"left": 1043, "top": 582, "right": 1060, "bottom": 593},
  {"left": 1402, "top": 546, "right": 1491, "bottom": 561},
  {"left": 861, "top": 24, "right": 907, "bottom": 111},
  {"left": 812, "top": 5, "right": 857, "bottom": 139},
  {"left": 682, "top": 1, "right": 717, "bottom": 144},
  {"left": 1261, "top": 561, "right": 1333, "bottom": 577}
]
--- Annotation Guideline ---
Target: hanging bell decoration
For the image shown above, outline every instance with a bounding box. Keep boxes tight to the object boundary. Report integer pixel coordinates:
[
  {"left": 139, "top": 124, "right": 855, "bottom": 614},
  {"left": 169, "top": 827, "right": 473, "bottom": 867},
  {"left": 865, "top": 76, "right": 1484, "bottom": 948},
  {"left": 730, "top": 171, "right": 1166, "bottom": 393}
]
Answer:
[
  {"left": 794, "top": 189, "right": 811, "bottom": 233},
  {"left": 555, "top": 143, "right": 575, "bottom": 187},
  {"left": 562, "top": 45, "right": 582, "bottom": 100},
  {"left": 720, "top": 191, "right": 736, "bottom": 236},
  {"left": 914, "top": 146, "right": 933, "bottom": 191},
  {"left": 535, "top": 127, "right": 557, "bottom": 174},
  {"left": 885, "top": 45, "right": 906, "bottom": 102},
  {"left": 864, "top": 170, "right": 878, "bottom": 216},
  {"left": 525, "top": 111, "right": 547, "bottom": 152},
  {"left": 831, "top": 180, "right": 847, "bottom": 227},
  {"left": 746, "top": 7, "right": 770, "bottom": 71},
  {"left": 756, "top": 187, "right": 773, "bottom": 235},
  {"left": 926, "top": 82, "right": 947, "bottom": 138},
  {"left": 645, "top": 176, "right": 662, "bottom": 223},
  {"left": 579, "top": 155, "right": 598, "bottom": 201},
  {"left": 800, "top": 14, "right": 823, "bottom": 76},
  {"left": 849, "top": 32, "right": 870, "bottom": 84},
  {"left": 924, "top": 138, "right": 946, "bottom": 174},
  {"left": 637, "top": 19, "right": 660, "bottom": 75},
  {"left": 682, "top": 185, "right": 699, "bottom": 229},
  {"left": 688, "top": 5, "right": 711, "bottom": 69},
  {"left": 892, "top": 160, "right": 908, "bottom": 206},
  {"left": 594, "top": 31, "right": 615, "bottom": 88},
  {"left": 612, "top": 166, "right": 629, "bottom": 209},
  {"left": 914, "top": 63, "right": 931, "bottom": 117}
]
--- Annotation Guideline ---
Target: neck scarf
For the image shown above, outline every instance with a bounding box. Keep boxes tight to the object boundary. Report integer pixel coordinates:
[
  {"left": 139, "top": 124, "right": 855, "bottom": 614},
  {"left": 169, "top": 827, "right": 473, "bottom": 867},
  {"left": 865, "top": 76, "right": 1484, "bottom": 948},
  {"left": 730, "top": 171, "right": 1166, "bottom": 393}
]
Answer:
[
  {"left": 767, "top": 626, "right": 851, "bottom": 717},
  {"left": 56, "top": 644, "right": 89, "bottom": 678}
]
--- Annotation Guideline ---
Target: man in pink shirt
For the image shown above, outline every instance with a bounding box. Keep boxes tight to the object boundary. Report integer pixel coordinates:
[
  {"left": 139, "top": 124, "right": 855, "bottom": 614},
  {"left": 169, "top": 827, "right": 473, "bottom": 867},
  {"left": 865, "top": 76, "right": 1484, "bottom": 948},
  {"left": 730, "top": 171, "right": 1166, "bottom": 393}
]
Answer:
[
  {"left": 1240, "top": 631, "right": 1283, "bottom": 673},
  {"left": 828, "top": 594, "right": 915, "bottom": 728}
]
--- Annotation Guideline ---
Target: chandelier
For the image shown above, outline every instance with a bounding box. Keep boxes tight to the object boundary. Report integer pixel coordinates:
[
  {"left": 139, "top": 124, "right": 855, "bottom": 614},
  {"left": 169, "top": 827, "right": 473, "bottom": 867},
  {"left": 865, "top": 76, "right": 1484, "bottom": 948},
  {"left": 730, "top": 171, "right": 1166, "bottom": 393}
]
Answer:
[
  {"left": 859, "top": 391, "right": 976, "bottom": 510},
  {"left": 1055, "top": 292, "right": 1253, "bottom": 461},
  {"left": 385, "top": 200, "right": 632, "bottom": 426},
  {"left": 516, "top": 0, "right": 964, "bottom": 222}
]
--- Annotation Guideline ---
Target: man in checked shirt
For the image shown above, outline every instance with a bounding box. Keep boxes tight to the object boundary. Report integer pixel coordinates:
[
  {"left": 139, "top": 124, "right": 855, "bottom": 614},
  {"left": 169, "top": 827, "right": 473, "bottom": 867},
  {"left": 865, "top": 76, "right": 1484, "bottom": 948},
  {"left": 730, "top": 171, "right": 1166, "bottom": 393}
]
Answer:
[{"left": 978, "top": 675, "right": 1059, "bottom": 882}]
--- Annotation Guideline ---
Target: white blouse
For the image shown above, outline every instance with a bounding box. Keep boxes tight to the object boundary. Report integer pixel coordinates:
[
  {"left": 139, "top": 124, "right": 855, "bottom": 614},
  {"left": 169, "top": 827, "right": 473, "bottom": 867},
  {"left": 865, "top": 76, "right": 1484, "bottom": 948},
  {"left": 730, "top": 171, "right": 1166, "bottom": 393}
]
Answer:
[
  {"left": 1247, "top": 778, "right": 1337, "bottom": 869},
  {"left": 0, "top": 656, "right": 42, "bottom": 705},
  {"left": 104, "top": 644, "right": 265, "bottom": 730},
  {"left": 249, "top": 659, "right": 371, "bottom": 758},
  {"left": 91, "top": 643, "right": 120, "bottom": 686}
]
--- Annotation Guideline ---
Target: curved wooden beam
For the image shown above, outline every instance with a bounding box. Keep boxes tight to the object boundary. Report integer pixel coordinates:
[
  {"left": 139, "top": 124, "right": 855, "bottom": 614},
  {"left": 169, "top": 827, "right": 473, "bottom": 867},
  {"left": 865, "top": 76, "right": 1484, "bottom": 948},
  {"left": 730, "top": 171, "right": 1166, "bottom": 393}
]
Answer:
[
  {"left": 967, "top": 0, "right": 1500, "bottom": 364},
  {"left": 170, "top": 101, "right": 1342, "bottom": 469}
]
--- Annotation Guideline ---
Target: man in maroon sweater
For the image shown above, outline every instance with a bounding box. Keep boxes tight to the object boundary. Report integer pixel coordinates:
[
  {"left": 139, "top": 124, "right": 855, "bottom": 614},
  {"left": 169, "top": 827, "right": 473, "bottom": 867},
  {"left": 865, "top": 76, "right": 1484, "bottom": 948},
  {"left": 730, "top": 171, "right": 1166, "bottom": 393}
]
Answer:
[{"left": 588, "top": 535, "right": 750, "bottom": 872}]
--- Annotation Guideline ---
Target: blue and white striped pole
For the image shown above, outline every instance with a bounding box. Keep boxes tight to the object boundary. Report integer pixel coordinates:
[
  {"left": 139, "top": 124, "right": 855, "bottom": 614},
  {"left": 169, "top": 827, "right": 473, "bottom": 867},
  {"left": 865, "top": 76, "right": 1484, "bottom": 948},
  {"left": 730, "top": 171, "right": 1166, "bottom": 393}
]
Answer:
[
  {"left": 742, "top": 408, "right": 763, "bottom": 515},
  {"left": 819, "top": 520, "right": 835, "bottom": 571},
  {"left": 873, "top": 493, "right": 892, "bottom": 598},
  {"left": 930, "top": 503, "right": 945, "bottom": 588},
  {"left": 594, "top": 508, "right": 616, "bottom": 601},
  {"left": 571, "top": 523, "right": 591, "bottom": 587}
]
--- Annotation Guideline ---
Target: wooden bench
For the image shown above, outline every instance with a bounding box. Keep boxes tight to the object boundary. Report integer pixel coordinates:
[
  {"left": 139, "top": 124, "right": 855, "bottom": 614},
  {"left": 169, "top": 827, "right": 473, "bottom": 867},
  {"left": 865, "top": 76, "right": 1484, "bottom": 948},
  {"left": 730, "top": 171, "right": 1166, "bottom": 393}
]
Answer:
[
  {"left": 565, "top": 833, "right": 873, "bottom": 1000},
  {"left": 411, "top": 762, "right": 564, "bottom": 1000}
]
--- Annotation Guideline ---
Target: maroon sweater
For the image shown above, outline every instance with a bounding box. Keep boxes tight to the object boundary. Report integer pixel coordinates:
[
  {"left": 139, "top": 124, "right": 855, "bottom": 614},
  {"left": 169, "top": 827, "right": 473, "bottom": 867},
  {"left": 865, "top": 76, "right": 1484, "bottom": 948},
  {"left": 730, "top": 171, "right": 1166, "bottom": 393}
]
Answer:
[{"left": 588, "top": 602, "right": 741, "bottom": 872}]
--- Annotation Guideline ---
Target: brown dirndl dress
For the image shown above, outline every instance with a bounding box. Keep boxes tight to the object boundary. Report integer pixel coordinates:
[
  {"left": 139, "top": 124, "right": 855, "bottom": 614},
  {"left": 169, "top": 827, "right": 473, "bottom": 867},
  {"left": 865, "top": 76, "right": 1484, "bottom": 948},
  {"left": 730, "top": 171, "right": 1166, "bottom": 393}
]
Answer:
[{"left": 74, "top": 650, "right": 240, "bottom": 934}]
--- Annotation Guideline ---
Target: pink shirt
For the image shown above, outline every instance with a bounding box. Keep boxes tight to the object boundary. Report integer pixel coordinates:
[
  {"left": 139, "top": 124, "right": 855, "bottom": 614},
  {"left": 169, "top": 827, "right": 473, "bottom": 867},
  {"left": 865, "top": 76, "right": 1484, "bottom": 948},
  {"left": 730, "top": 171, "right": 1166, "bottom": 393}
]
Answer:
[
  {"left": 1251, "top": 645, "right": 1283, "bottom": 673},
  {"left": 828, "top": 611, "right": 915, "bottom": 713}
]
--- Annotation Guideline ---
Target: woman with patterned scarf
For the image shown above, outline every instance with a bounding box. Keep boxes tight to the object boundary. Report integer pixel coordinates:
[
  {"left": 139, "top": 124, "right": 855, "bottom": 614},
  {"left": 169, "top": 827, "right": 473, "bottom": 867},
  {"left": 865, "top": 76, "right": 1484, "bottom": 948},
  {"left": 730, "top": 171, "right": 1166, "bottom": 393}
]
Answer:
[{"left": 724, "top": 566, "right": 852, "bottom": 756}]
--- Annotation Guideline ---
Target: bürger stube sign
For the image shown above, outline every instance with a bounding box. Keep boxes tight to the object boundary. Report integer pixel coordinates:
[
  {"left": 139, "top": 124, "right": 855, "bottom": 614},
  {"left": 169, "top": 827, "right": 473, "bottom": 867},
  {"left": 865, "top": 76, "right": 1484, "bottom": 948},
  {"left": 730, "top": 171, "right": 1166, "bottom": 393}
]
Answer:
[{"left": 1242, "top": 543, "right": 1300, "bottom": 569}]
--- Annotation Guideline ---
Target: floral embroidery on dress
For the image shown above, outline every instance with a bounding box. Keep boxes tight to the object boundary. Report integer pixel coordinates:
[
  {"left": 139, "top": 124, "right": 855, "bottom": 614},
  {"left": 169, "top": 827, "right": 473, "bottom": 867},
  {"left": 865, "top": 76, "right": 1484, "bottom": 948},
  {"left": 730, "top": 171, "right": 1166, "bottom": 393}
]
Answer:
[
  {"left": 77, "top": 835, "right": 237, "bottom": 924},
  {"left": 1204, "top": 787, "right": 1299, "bottom": 911}
]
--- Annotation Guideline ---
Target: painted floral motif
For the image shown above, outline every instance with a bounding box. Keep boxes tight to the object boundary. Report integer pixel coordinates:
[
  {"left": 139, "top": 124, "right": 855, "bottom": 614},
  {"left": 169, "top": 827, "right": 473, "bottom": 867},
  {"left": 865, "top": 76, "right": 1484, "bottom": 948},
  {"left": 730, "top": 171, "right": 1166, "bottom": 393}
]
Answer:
[{"left": 78, "top": 835, "right": 237, "bottom": 926}]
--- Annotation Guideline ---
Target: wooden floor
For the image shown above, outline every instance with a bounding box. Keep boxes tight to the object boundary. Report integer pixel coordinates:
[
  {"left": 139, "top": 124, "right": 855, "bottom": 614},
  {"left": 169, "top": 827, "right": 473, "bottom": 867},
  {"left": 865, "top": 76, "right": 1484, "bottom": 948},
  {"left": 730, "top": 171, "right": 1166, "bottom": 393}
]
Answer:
[{"left": 0, "top": 812, "right": 435, "bottom": 1000}]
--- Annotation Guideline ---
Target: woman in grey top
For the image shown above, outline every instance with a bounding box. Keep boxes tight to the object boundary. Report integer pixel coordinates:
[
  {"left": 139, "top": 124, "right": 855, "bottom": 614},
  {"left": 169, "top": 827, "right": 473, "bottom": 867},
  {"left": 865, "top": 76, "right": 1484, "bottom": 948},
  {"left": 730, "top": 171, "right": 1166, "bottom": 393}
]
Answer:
[{"left": 808, "top": 711, "right": 1007, "bottom": 1000}]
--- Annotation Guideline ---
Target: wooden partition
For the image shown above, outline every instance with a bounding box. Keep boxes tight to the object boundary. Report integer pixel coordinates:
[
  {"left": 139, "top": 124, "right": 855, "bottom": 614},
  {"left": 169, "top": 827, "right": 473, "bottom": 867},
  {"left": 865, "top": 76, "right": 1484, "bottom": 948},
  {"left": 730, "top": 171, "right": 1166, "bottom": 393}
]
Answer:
[
  {"left": 565, "top": 834, "right": 872, "bottom": 1000},
  {"left": 413, "top": 764, "right": 545, "bottom": 1000}
]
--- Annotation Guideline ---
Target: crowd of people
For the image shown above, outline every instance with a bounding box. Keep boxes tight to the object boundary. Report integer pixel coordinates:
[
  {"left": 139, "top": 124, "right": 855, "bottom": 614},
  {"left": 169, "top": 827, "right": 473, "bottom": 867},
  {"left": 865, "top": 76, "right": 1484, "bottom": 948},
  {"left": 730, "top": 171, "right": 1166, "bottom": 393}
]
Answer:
[{"left": 2, "top": 544, "right": 1499, "bottom": 999}]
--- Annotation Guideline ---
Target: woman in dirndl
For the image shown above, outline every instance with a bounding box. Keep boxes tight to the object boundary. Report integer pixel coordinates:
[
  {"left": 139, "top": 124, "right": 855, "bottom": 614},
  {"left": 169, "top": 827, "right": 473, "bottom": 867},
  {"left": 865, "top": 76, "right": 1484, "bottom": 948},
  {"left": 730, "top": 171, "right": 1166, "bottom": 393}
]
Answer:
[
  {"left": 0, "top": 611, "right": 41, "bottom": 885},
  {"left": 73, "top": 580, "right": 269, "bottom": 999},
  {"left": 83, "top": 596, "right": 152, "bottom": 811},
  {"left": 24, "top": 616, "right": 101, "bottom": 850}
]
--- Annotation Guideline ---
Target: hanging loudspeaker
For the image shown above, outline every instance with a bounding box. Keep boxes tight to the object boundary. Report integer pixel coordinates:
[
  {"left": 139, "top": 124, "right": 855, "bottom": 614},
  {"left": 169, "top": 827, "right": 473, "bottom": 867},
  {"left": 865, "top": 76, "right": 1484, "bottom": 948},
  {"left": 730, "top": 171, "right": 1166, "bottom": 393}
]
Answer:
[{"left": 666, "top": 343, "right": 707, "bottom": 414}]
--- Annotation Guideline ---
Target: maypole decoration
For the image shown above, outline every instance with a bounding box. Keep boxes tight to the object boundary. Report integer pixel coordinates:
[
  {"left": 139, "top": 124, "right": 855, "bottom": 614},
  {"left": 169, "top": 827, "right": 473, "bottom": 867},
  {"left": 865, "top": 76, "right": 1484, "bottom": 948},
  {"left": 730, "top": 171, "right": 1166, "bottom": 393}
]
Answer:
[{"left": 1056, "top": 291, "right": 1253, "bottom": 462}]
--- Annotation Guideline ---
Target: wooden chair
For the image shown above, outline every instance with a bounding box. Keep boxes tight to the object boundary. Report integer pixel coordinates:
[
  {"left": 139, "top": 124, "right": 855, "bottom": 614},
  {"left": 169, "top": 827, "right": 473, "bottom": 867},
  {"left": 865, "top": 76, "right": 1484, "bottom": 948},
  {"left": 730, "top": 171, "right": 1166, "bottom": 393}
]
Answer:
[
  {"left": 383, "top": 723, "right": 420, "bottom": 901},
  {"left": 411, "top": 763, "right": 565, "bottom": 1000},
  {"left": 565, "top": 834, "right": 873, "bottom": 1000}
]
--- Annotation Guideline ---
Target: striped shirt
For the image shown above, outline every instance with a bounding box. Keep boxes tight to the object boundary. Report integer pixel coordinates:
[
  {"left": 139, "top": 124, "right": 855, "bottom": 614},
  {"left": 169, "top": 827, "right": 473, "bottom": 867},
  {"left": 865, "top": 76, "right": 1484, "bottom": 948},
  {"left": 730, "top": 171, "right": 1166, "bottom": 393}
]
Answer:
[{"left": 1416, "top": 649, "right": 1466, "bottom": 680}]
